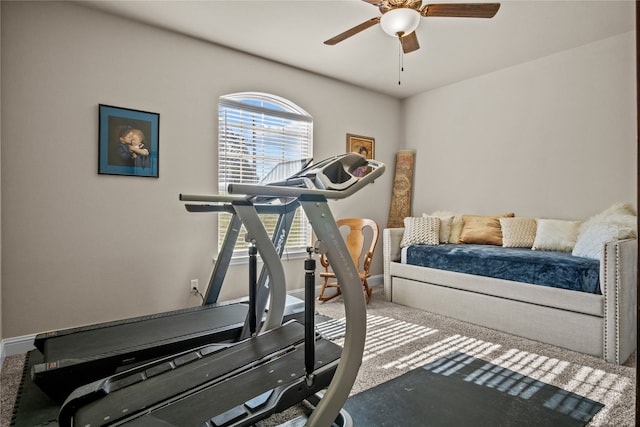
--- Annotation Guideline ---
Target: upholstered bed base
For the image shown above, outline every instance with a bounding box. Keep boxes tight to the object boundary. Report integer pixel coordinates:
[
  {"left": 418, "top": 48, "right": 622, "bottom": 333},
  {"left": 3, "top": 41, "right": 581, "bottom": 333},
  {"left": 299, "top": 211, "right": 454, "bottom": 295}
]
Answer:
[{"left": 383, "top": 228, "right": 637, "bottom": 364}]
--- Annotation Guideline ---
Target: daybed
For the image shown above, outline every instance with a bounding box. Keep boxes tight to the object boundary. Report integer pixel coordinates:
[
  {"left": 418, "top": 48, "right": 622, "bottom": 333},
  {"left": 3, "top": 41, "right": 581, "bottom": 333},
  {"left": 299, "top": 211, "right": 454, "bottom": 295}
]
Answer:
[{"left": 383, "top": 208, "right": 637, "bottom": 364}]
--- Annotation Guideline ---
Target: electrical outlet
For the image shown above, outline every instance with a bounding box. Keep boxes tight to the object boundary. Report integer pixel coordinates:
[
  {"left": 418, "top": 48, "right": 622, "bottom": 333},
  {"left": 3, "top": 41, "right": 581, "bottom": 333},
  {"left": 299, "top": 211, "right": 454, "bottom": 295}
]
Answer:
[{"left": 190, "top": 279, "right": 199, "bottom": 294}]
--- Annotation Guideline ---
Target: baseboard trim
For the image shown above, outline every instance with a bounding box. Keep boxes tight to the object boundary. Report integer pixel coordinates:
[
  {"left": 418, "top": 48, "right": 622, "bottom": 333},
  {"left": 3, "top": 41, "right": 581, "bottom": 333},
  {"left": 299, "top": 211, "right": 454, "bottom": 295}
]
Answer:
[
  {"left": 1, "top": 334, "right": 36, "bottom": 369},
  {"left": 369, "top": 274, "right": 383, "bottom": 287}
]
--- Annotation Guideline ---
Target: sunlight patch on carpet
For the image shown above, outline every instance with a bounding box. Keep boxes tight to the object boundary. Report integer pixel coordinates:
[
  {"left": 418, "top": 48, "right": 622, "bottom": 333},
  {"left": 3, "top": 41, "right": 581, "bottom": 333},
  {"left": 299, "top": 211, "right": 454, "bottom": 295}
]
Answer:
[
  {"left": 316, "top": 315, "right": 438, "bottom": 362},
  {"left": 486, "top": 349, "right": 633, "bottom": 426},
  {"left": 382, "top": 334, "right": 501, "bottom": 370},
  {"left": 315, "top": 317, "right": 346, "bottom": 340},
  {"left": 564, "top": 366, "right": 632, "bottom": 425},
  {"left": 491, "top": 349, "right": 570, "bottom": 384},
  {"left": 362, "top": 315, "right": 438, "bottom": 362}
]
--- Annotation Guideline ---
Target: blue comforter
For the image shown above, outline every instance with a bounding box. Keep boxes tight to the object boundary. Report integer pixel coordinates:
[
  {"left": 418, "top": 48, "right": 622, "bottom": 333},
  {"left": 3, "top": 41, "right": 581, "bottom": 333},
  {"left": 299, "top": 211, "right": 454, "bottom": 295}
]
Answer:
[{"left": 405, "top": 244, "right": 601, "bottom": 294}]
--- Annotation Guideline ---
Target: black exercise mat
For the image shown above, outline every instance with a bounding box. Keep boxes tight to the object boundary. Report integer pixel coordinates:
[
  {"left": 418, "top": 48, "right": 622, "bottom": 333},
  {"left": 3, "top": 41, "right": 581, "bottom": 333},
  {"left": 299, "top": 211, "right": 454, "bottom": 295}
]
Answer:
[{"left": 344, "top": 352, "right": 604, "bottom": 427}]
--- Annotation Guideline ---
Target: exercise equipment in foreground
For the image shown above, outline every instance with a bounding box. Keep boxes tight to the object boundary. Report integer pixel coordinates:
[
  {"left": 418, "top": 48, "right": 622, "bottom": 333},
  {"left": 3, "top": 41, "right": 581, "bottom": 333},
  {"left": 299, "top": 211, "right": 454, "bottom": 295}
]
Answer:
[
  {"left": 58, "top": 152, "right": 385, "bottom": 427},
  {"left": 30, "top": 160, "right": 312, "bottom": 403}
]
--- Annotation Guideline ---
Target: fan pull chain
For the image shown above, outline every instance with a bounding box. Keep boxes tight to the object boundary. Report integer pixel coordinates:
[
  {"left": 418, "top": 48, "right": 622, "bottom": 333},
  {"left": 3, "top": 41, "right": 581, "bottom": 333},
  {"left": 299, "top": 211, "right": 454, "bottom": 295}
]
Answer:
[
  {"left": 398, "top": 39, "right": 404, "bottom": 85},
  {"left": 398, "top": 36, "right": 404, "bottom": 86}
]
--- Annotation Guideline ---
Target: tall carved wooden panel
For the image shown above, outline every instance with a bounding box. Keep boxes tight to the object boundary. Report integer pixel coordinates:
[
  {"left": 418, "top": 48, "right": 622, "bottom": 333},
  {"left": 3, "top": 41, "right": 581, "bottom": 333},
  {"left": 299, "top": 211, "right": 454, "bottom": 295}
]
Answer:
[{"left": 387, "top": 150, "right": 415, "bottom": 228}]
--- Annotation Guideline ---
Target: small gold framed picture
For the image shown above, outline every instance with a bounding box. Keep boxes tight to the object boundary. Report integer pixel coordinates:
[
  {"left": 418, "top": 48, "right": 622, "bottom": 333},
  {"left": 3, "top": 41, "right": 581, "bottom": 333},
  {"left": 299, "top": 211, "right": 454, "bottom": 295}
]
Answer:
[{"left": 346, "top": 133, "right": 375, "bottom": 160}]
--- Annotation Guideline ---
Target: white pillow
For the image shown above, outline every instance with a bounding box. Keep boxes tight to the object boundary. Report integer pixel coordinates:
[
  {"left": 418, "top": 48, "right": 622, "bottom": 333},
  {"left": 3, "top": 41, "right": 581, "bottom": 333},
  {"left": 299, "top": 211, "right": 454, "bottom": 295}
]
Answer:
[
  {"left": 586, "top": 202, "right": 636, "bottom": 222},
  {"left": 400, "top": 216, "right": 440, "bottom": 247},
  {"left": 531, "top": 219, "right": 581, "bottom": 252},
  {"left": 572, "top": 203, "right": 637, "bottom": 259},
  {"left": 424, "top": 213, "right": 453, "bottom": 243},
  {"left": 578, "top": 203, "right": 636, "bottom": 230},
  {"left": 572, "top": 222, "right": 636, "bottom": 259}
]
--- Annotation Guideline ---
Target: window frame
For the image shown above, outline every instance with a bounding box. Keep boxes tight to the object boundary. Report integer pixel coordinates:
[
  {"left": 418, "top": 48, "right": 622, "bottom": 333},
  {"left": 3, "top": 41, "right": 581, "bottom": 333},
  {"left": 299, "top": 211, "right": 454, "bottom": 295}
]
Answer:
[{"left": 217, "top": 92, "right": 313, "bottom": 263}]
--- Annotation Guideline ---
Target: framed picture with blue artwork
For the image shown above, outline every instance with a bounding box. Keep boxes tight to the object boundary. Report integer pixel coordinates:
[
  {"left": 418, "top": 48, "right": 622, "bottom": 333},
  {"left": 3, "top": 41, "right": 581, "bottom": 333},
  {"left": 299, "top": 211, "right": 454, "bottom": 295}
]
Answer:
[{"left": 98, "top": 104, "right": 159, "bottom": 177}]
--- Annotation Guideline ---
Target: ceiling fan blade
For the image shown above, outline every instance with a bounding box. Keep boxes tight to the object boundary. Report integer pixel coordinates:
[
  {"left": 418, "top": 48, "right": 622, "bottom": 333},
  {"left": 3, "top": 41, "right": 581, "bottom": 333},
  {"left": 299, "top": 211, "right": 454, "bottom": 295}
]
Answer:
[
  {"left": 421, "top": 3, "right": 500, "bottom": 18},
  {"left": 324, "top": 17, "right": 381, "bottom": 45},
  {"left": 400, "top": 31, "right": 420, "bottom": 53}
]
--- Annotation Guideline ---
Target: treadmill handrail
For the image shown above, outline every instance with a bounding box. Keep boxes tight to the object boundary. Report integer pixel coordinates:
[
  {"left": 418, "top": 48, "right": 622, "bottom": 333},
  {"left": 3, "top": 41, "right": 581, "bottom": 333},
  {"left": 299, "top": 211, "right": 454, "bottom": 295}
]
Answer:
[
  {"left": 180, "top": 155, "right": 385, "bottom": 202},
  {"left": 230, "top": 202, "right": 286, "bottom": 333},
  {"left": 229, "top": 159, "right": 385, "bottom": 200},
  {"left": 179, "top": 193, "right": 247, "bottom": 203},
  {"left": 296, "top": 196, "right": 367, "bottom": 427},
  {"left": 181, "top": 195, "right": 301, "bottom": 307},
  {"left": 184, "top": 198, "right": 299, "bottom": 215}
]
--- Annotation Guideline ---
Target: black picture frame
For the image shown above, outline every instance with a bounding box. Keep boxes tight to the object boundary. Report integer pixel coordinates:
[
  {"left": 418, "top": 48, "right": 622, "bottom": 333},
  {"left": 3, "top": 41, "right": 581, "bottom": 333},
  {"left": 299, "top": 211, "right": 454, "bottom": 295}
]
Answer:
[{"left": 98, "top": 104, "right": 159, "bottom": 177}]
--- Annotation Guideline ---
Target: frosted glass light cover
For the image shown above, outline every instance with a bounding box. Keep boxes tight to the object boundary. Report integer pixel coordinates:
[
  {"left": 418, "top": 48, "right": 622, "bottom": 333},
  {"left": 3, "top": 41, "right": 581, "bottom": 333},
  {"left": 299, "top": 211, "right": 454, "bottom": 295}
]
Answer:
[{"left": 380, "top": 8, "right": 421, "bottom": 37}]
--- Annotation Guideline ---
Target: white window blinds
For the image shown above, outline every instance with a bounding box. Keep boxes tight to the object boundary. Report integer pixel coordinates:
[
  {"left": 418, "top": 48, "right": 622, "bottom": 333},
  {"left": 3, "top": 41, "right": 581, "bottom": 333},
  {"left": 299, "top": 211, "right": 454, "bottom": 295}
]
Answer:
[{"left": 218, "top": 93, "right": 313, "bottom": 256}]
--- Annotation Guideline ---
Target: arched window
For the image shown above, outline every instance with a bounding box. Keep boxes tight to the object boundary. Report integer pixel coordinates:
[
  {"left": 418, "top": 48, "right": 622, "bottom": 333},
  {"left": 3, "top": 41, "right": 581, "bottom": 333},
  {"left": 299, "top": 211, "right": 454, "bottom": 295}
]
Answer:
[{"left": 218, "top": 92, "right": 313, "bottom": 259}]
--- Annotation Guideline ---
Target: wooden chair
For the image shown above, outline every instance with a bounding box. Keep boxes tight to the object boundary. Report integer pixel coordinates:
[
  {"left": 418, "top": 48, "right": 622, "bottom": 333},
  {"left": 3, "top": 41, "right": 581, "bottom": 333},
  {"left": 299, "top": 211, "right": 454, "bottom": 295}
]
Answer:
[{"left": 318, "top": 218, "right": 379, "bottom": 304}]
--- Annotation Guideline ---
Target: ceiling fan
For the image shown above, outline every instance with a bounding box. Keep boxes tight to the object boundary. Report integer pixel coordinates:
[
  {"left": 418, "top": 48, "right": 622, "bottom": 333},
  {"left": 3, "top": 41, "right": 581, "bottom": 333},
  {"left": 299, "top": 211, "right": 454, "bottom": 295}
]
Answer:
[{"left": 324, "top": 1, "right": 501, "bottom": 54}]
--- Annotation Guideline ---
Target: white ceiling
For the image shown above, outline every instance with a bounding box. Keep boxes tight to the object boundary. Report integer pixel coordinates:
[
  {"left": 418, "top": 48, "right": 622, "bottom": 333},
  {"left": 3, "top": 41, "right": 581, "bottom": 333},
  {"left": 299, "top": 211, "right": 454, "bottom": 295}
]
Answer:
[{"left": 78, "top": 0, "right": 635, "bottom": 99}]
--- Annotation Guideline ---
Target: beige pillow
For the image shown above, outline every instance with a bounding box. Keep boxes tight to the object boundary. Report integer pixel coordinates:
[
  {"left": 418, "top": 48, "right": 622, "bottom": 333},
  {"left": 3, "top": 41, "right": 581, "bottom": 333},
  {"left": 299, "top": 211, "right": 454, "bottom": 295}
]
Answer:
[
  {"left": 449, "top": 215, "right": 464, "bottom": 243},
  {"left": 400, "top": 216, "right": 440, "bottom": 247},
  {"left": 458, "top": 213, "right": 515, "bottom": 246},
  {"left": 424, "top": 213, "right": 454, "bottom": 243},
  {"left": 531, "top": 219, "right": 581, "bottom": 252},
  {"left": 432, "top": 211, "right": 464, "bottom": 243},
  {"left": 500, "top": 217, "right": 537, "bottom": 248}
]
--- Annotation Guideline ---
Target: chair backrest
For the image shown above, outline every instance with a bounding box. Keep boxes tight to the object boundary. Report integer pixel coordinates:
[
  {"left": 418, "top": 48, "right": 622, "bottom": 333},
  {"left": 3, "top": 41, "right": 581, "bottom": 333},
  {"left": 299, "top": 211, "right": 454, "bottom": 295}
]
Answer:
[{"left": 335, "top": 218, "right": 379, "bottom": 274}]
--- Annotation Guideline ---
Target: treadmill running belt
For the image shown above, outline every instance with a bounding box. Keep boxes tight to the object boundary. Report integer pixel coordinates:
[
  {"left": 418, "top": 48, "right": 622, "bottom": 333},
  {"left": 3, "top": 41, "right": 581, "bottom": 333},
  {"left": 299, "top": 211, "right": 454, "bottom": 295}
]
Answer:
[
  {"left": 59, "top": 322, "right": 342, "bottom": 427},
  {"left": 32, "top": 304, "right": 249, "bottom": 401},
  {"left": 134, "top": 340, "right": 340, "bottom": 427},
  {"left": 43, "top": 304, "right": 248, "bottom": 360}
]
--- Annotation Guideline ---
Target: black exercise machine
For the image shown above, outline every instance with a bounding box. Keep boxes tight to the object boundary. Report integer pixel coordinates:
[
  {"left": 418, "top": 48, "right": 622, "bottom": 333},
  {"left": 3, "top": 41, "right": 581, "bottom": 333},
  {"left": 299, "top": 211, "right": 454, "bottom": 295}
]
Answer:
[
  {"left": 57, "top": 152, "right": 385, "bottom": 427},
  {"left": 30, "top": 161, "right": 312, "bottom": 402}
]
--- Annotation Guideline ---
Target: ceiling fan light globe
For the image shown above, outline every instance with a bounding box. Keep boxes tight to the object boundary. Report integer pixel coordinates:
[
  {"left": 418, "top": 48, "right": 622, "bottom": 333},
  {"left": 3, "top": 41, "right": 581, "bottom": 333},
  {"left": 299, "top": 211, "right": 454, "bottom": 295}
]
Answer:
[{"left": 380, "top": 8, "right": 421, "bottom": 37}]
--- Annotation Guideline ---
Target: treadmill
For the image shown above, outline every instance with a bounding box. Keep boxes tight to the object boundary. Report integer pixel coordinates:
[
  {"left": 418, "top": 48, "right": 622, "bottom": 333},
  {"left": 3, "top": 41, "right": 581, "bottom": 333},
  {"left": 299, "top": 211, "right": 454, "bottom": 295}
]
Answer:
[
  {"left": 30, "top": 160, "right": 312, "bottom": 402},
  {"left": 58, "top": 152, "right": 385, "bottom": 427}
]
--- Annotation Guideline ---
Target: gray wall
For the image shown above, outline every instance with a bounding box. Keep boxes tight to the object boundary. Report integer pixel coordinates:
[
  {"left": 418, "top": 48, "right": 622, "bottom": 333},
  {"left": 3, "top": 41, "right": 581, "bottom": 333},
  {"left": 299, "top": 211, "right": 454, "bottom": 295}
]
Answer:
[
  {"left": 1, "top": 1, "right": 399, "bottom": 338},
  {"left": 402, "top": 32, "right": 636, "bottom": 220}
]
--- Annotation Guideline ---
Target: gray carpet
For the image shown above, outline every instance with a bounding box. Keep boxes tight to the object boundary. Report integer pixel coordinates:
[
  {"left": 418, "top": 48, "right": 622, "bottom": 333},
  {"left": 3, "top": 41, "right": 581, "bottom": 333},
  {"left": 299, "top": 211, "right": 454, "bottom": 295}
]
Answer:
[
  {"left": 307, "top": 286, "right": 635, "bottom": 426},
  {"left": 1, "top": 286, "right": 636, "bottom": 426}
]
